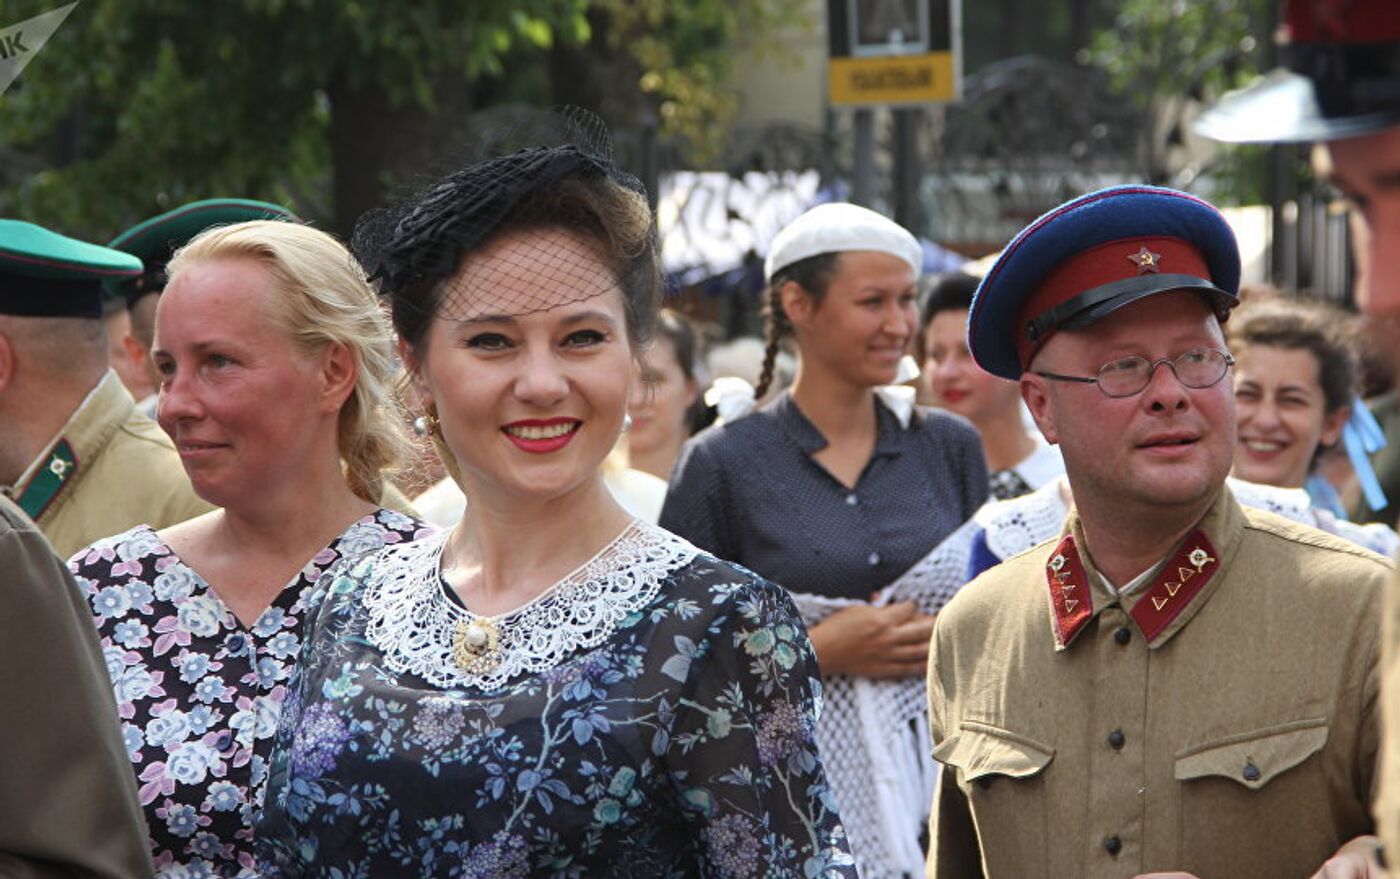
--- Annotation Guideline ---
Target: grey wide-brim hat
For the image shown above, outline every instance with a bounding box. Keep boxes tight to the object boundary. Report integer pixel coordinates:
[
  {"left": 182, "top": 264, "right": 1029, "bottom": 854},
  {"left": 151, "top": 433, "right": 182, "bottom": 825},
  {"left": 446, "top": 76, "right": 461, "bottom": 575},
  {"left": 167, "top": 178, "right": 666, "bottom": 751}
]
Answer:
[
  {"left": 1195, "top": 67, "right": 1400, "bottom": 144},
  {"left": 1195, "top": 0, "right": 1400, "bottom": 144}
]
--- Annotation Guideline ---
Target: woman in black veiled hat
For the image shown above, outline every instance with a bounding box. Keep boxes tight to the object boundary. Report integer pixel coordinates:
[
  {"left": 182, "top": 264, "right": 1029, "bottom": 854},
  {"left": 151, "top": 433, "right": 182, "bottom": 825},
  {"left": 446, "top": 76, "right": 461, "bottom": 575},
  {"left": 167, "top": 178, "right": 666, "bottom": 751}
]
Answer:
[{"left": 255, "top": 115, "right": 856, "bottom": 877}]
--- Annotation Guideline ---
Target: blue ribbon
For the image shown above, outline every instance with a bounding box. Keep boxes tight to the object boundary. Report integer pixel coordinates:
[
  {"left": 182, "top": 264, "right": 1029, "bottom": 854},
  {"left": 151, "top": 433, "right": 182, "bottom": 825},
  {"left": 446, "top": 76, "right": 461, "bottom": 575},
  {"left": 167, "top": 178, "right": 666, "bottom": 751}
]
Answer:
[{"left": 1343, "top": 394, "right": 1388, "bottom": 512}]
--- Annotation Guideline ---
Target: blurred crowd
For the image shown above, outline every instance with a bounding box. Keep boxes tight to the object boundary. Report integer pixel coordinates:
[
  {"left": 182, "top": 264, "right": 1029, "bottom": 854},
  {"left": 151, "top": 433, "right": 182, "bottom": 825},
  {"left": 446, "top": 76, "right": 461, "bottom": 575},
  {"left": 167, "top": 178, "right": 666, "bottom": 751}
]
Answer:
[{"left": 7, "top": 2, "right": 1400, "bottom": 879}]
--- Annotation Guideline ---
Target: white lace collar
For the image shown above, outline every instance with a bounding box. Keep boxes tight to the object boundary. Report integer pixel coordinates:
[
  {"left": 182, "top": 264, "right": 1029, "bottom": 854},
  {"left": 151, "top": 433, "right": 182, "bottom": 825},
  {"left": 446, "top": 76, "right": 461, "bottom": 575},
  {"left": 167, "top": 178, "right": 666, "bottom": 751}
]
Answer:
[
  {"left": 974, "top": 478, "right": 1072, "bottom": 561},
  {"left": 362, "top": 519, "right": 699, "bottom": 691}
]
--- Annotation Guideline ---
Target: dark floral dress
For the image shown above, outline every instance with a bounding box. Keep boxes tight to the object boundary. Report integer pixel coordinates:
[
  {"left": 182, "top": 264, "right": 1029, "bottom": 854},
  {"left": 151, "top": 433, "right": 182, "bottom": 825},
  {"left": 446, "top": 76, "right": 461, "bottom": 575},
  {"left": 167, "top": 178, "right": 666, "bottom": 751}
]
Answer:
[
  {"left": 255, "top": 520, "right": 856, "bottom": 878},
  {"left": 67, "top": 509, "right": 434, "bottom": 878}
]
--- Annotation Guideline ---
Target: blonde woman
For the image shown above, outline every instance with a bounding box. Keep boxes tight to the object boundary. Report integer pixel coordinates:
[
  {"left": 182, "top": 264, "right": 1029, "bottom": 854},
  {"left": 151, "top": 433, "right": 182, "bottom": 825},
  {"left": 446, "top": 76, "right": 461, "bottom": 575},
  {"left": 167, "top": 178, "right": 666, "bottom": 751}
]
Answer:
[{"left": 68, "top": 220, "right": 432, "bottom": 877}]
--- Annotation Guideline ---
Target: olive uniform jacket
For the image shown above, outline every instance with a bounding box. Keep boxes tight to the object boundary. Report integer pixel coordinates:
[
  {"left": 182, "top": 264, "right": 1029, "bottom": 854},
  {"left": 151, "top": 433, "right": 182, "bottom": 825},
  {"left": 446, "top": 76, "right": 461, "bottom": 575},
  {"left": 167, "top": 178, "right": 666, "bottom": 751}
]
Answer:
[
  {"left": 0, "top": 496, "right": 153, "bottom": 878},
  {"left": 6, "top": 371, "right": 212, "bottom": 559},
  {"left": 928, "top": 487, "right": 1388, "bottom": 879},
  {"left": 1376, "top": 569, "right": 1400, "bottom": 860}
]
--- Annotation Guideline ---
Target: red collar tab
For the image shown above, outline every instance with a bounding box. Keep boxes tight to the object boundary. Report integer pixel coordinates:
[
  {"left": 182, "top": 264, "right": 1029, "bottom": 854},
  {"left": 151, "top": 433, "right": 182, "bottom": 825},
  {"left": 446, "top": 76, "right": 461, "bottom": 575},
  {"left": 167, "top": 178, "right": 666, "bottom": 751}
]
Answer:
[
  {"left": 1046, "top": 534, "right": 1094, "bottom": 650},
  {"left": 1128, "top": 530, "right": 1220, "bottom": 643}
]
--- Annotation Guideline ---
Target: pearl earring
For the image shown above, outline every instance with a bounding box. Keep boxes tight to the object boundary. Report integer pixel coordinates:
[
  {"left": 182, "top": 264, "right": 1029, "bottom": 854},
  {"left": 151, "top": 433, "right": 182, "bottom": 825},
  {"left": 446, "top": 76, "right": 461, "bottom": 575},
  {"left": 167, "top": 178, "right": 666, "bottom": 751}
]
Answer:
[
  {"left": 413, "top": 412, "right": 440, "bottom": 437},
  {"left": 622, "top": 413, "right": 633, "bottom": 433}
]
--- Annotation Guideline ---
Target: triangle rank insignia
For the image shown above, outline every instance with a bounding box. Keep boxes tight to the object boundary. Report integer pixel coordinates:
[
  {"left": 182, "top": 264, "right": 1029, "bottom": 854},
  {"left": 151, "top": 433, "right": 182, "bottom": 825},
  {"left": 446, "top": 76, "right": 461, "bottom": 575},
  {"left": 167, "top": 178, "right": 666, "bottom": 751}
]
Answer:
[
  {"left": 1046, "top": 534, "right": 1093, "bottom": 650},
  {"left": 1128, "top": 531, "right": 1219, "bottom": 643}
]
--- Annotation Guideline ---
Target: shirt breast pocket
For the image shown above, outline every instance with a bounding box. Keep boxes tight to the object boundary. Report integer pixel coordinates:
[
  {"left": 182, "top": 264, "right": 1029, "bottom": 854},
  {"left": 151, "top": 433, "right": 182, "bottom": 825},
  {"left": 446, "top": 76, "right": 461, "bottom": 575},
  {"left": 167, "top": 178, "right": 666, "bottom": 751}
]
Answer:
[
  {"left": 934, "top": 719, "right": 1054, "bottom": 879},
  {"left": 1174, "top": 717, "right": 1332, "bottom": 873}
]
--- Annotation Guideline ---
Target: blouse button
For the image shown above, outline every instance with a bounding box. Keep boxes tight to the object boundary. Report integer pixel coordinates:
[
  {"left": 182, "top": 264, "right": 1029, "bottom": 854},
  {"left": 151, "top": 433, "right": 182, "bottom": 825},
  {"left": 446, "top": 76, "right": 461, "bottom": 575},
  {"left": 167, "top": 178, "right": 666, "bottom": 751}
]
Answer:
[
  {"left": 867, "top": 552, "right": 881, "bottom": 566},
  {"left": 225, "top": 633, "right": 247, "bottom": 654},
  {"left": 845, "top": 494, "right": 858, "bottom": 506},
  {"left": 214, "top": 731, "right": 234, "bottom": 752}
]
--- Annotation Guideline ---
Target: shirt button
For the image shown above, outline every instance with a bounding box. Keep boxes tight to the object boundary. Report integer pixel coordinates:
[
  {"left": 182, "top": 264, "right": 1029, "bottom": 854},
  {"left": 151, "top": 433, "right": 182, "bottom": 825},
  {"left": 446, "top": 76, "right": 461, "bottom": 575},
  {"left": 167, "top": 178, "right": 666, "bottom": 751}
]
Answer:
[
  {"left": 1242, "top": 762, "right": 1261, "bottom": 782},
  {"left": 1114, "top": 627, "right": 1132, "bottom": 645},
  {"left": 867, "top": 552, "right": 881, "bottom": 566},
  {"left": 225, "top": 633, "right": 247, "bottom": 654},
  {"left": 1107, "top": 729, "right": 1125, "bottom": 750},
  {"left": 845, "top": 494, "right": 858, "bottom": 506},
  {"left": 214, "top": 731, "right": 234, "bottom": 752},
  {"left": 1104, "top": 835, "right": 1122, "bottom": 856}
]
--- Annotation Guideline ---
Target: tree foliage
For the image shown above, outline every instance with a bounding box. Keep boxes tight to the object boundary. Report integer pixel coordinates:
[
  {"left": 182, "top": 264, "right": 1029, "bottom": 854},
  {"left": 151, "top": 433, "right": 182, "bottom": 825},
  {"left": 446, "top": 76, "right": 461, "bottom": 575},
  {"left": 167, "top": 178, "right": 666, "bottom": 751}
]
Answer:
[
  {"left": 592, "top": 0, "right": 808, "bottom": 161},
  {"left": 0, "top": 0, "right": 804, "bottom": 240},
  {"left": 1085, "top": 0, "right": 1274, "bottom": 198}
]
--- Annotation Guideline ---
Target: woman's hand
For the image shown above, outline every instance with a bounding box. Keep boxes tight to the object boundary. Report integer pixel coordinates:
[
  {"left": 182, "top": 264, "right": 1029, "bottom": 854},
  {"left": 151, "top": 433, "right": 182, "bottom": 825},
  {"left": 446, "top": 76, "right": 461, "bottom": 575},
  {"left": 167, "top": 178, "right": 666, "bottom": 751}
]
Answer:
[
  {"left": 1308, "top": 836, "right": 1388, "bottom": 879},
  {"left": 1130, "top": 835, "right": 1387, "bottom": 879},
  {"left": 808, "top": 600, "right": 935, "bottom": 679}
]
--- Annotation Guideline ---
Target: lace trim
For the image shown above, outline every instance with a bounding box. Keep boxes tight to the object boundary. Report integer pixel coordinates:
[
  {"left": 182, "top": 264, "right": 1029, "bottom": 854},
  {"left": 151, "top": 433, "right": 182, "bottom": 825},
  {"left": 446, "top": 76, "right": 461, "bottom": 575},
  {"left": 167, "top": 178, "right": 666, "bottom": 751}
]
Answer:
[
  {"left": 1224, "top": 477, "right": 1315, "bottom": 526},
  {"left": 974, "top": 481, "right": 1070, "bottom": 561},
  {"left": 362, "top": 520, "right": 698, "bottom": 690}
]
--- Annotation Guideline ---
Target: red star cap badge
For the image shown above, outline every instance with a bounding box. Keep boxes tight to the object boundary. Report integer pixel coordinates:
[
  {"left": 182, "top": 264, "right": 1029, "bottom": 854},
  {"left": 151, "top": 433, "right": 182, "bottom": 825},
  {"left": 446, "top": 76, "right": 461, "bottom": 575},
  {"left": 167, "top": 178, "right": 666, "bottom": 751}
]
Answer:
[{"left": 1128, "top": 245, "right": 1162, "bottom": 273}]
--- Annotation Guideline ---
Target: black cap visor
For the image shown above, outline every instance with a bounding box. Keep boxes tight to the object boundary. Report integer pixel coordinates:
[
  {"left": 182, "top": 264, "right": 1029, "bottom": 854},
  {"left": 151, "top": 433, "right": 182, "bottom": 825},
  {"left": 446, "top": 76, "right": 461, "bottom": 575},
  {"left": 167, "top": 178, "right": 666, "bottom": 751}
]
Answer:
[{"left": 1026, "top": 273, "right": 1235, "bottom": 345}]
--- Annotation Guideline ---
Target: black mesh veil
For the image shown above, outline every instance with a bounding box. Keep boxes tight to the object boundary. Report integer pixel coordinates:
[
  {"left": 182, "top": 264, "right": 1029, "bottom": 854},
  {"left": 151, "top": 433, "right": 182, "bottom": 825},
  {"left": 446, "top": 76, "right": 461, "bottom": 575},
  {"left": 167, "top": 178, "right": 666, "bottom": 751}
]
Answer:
[{"left": 352, "top": 107, "right": 652, "bottom": 326}]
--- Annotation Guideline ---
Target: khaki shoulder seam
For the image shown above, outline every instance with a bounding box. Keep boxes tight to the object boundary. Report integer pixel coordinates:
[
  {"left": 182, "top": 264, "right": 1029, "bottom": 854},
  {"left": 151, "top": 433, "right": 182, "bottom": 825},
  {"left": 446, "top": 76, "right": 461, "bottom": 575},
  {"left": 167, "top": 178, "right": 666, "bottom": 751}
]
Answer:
[
  {"left": 118, "top": 418, "right": 178, "bottom": 449},
  {"left": 999, "top": 534, "right": 1060, "bottom": 565},
  {"left": 1241, "top": 509, "right": 1395, "bottom": 569}
]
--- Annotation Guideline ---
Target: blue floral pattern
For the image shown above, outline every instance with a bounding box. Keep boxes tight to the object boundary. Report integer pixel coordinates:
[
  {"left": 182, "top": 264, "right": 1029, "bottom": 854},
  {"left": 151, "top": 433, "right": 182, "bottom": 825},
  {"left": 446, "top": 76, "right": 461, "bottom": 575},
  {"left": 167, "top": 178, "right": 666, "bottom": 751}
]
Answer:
[
  {"left": 68, "top": 509, "right": 433, "bottom": 878},
  {"left": 255, "top": 528, "right": 855, "bottom": 877}
]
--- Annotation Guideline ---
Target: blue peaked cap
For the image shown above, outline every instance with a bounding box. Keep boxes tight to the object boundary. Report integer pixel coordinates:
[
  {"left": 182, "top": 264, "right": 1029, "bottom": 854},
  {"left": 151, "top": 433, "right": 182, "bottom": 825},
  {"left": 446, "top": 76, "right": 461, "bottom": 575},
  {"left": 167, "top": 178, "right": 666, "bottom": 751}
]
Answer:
[{"left": 968, "top": 185, "right": 1242, "bottom": 380}]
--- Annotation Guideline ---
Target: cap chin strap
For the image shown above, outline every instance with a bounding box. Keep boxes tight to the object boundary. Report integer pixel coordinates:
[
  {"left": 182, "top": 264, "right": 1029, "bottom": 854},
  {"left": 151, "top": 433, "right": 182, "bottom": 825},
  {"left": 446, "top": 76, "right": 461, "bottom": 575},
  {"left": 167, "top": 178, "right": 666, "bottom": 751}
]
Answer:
[{"left": 1025, "top": 273, "right": 1226, "bottom": 343}]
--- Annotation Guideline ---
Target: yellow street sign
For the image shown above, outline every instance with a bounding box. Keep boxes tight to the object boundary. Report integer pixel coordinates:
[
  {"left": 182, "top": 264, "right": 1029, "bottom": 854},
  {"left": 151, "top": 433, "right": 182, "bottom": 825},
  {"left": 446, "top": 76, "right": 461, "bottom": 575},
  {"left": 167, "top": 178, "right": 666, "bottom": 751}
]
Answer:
[{"left": 828, "top": 51, "right": 955, "bottom": 106}]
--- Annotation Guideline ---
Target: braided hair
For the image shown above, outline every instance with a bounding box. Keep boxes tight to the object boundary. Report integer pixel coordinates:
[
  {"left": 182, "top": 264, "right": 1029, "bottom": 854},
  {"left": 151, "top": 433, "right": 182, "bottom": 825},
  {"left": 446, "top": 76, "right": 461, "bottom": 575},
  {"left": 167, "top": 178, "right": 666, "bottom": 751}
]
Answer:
[{"left": 755, "top": 253, "right": 839, "bottom": 399}]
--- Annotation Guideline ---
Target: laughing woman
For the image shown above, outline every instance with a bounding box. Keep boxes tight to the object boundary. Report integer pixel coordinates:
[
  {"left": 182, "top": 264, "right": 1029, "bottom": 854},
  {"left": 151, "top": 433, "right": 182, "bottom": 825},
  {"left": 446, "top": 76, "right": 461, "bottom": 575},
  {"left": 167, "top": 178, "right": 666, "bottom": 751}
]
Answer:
[
  {"left": 68, "top": 221, "right": 431, "bottom": 877},
  {"left": 1227, "top": 297, "right": 1399, "bottom": 555},
  {"left": 254, "top": 128, "right": 855, "bottom": 877}
]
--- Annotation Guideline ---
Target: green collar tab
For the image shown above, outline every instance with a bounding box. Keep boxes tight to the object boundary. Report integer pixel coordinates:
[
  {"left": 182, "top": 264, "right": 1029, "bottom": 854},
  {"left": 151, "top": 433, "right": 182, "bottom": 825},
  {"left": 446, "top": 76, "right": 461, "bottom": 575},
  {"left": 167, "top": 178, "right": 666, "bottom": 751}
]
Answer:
[{"left": 16, "top": 438, "right": 78, "bottom": 521}]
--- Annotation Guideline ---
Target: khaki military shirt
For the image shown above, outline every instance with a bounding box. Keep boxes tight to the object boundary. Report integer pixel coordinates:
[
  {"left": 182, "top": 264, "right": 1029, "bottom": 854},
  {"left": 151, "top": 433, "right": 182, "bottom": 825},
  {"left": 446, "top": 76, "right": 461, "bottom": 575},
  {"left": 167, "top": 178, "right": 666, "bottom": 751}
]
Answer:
[
  {"left": 1376, "top": 569, "right": 1400, "bottom": 862},
  {"left": 4, "top": 371, "right": 212, "bottom": 559},
  {"left": 0, "top": 496, "right": 153, "bottom": 878},
  {"left": 928, "top": 488, "right": 1387, "bottom": 879}
]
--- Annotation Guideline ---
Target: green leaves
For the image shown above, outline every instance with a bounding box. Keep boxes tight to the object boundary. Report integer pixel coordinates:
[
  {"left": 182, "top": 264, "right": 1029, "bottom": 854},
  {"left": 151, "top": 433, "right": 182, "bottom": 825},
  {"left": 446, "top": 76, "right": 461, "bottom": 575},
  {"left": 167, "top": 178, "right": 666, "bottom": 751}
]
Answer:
[
  {"left": 0, "top": 0, "right": 801, "bottom": 238},
  {"left": 0, "top": 0, "right": 590, "bottom": 236}
]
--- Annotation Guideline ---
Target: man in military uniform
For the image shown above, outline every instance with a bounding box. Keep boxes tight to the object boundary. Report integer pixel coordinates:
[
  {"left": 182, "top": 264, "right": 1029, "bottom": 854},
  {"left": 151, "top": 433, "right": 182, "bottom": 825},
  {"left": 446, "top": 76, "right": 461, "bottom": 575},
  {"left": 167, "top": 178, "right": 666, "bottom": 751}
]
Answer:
[
  {"left": 1198, "top": 1, "right": 1400, "bottom": 867},
  {"left": 0, "top": 220, "right": 211, "bottom": 558},
  {"left": 927, "top": 186, "right": 1388, "bottom": 878},
  {"left": 0, "top": 493, "right": 153, "bottom": 878}
]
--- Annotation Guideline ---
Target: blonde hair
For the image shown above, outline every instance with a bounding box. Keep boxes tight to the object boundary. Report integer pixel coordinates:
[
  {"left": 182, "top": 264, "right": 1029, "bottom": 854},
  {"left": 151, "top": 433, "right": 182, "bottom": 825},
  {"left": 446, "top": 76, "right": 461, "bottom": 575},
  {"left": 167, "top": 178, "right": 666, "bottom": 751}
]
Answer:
[{"left": 166, "top": 219, "right": 408, "bottom": 503}]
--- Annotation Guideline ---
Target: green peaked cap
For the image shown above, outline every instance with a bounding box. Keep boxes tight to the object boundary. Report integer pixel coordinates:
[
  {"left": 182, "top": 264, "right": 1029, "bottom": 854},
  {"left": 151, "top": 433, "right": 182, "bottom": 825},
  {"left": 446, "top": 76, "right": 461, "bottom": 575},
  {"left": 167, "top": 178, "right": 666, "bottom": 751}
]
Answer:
[
  {"left": 106, "top": 198, "right": 299, "bottom": 303},
  {"left": 0, "top": 219, "right": 143, "bottom": 318}
]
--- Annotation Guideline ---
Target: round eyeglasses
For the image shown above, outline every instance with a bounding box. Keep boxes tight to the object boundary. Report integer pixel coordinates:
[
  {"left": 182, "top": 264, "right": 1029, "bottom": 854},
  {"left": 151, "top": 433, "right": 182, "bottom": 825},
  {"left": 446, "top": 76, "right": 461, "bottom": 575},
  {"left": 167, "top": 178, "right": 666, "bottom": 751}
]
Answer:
[{"left": 1033, "top": 347, "right": 1235, "bottom": 398}]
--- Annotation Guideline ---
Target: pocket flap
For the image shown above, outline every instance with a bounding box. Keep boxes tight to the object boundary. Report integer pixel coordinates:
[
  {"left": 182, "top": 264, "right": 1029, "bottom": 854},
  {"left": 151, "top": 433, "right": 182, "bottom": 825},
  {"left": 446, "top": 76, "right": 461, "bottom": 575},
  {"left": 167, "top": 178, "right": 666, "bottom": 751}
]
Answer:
[
  {"left": 1174, "top": 717, "right": 1328, "bottom": 790},
  {"left": 934, "top": 720, "right": 1055, "bottom": 783}
]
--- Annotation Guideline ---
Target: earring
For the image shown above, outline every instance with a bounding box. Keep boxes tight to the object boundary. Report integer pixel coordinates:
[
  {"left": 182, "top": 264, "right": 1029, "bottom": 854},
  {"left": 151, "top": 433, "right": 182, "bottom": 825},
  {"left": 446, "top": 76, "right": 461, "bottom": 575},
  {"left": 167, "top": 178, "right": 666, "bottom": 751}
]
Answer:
[
  {"left": 413, "top": 411, "right": 440, "bottom": 437},
  {"left": 622, "top": 413, "right": 633, "bottom": 434}
]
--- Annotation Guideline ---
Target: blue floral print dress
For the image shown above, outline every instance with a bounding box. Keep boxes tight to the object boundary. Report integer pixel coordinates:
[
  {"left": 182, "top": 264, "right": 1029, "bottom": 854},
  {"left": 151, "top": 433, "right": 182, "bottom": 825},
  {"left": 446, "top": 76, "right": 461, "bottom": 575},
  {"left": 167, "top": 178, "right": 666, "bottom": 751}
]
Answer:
[
  {"left": 255, "top": 520, "right": 856, "bottom": 878},
  {"left": 68, "top": 509, "right": 433, "bottom": 878}
]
